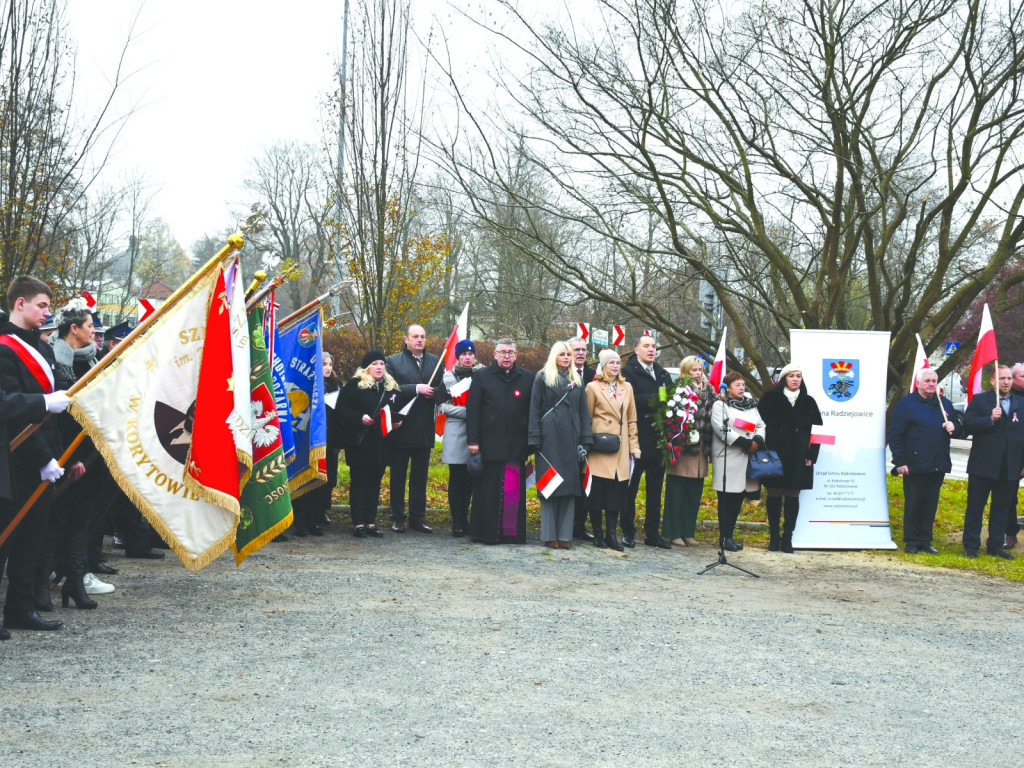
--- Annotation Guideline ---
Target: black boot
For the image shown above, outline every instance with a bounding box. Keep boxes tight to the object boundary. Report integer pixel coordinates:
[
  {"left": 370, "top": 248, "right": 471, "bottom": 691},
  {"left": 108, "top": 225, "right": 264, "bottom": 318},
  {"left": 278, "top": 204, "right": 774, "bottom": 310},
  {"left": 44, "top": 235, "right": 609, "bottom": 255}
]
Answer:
[
  {"left": 782, "top": 496, "right": 799, "bottom": 553},
  {"left": 766, "top": 496, "right": 782, "bottom": 551},
  {"left": 590, "top": 509, "right": 606, "bottom": 548},
  {"left": 605, "top": 512, "right": 623, "bottom": 551},
  {"left": 61, "top": 579, "right": 97, "bottom": 609},
  {"left": 62, "top": 528, "right": 98, "bottom": 609}
]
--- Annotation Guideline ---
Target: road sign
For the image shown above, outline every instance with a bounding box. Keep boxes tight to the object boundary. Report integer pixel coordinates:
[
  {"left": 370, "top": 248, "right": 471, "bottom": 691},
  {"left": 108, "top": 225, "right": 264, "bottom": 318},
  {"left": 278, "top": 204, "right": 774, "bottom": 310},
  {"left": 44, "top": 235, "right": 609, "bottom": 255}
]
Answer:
[
  {"left": 576, "top": 322, "right": 590, "bottom": 341},
  {"left": 592, "top": 329, "right": 609, "bottom": 346},
  {"left": 945, "top": 341, "right": 960, "bottom": 356},
  {"left": 611, "top": 325, "right": 625, "bottom": 346}
]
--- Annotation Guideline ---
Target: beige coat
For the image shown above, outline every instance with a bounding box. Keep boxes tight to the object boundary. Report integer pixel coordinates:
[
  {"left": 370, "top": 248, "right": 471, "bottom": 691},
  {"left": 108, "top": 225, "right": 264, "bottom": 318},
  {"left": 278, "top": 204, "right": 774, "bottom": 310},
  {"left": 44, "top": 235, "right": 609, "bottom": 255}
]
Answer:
[
  {"left": 585, "top": 379, "right": 640, "bottom": 481},
  {"left": 667, "top": 437, "right": 708, "bottom": 479}
]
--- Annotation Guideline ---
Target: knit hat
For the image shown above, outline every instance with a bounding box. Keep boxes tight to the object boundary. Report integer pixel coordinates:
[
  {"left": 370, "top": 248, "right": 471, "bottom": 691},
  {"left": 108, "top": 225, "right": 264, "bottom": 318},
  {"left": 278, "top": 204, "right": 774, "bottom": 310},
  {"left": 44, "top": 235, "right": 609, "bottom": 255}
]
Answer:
[
  {"left": 778, "top": 362, "right": 802, "bottom": 379},
  {"left": 360, "top": 349, "right": 386, "bottom": 369},
  {"left": 598, "top": 349, "right": 620, "bottom": 366},
  {"left": 455, "top": 339, "right": 476, "bottom": 358}
]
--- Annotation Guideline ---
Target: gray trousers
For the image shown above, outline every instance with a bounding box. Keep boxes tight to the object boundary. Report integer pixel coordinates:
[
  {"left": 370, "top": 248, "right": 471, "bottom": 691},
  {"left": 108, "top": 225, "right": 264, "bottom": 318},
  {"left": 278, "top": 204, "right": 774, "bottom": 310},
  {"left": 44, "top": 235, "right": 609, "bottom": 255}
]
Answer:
[{"left": 540, "top": 496, "right": 575, "bottom": 542}]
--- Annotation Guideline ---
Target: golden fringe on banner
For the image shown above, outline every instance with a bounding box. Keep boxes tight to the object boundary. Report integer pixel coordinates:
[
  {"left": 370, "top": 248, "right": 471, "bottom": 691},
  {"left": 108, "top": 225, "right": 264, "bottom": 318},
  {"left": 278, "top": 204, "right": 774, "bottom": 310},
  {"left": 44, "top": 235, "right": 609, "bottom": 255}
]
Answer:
[
  {"left": 231, "top": 508, "right": 294, "bottom": 567},
  {"left": 288, "top": 445, "right": 327, "bottom": 499}
]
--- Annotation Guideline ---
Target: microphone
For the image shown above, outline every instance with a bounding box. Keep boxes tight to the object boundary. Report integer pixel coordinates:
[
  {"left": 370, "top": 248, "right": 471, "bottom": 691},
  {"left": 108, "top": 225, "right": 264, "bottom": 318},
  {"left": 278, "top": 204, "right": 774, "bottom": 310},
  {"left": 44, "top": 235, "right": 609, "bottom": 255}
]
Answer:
[{"left": 719, "top": 382, "right": 728, "bottom": 399}]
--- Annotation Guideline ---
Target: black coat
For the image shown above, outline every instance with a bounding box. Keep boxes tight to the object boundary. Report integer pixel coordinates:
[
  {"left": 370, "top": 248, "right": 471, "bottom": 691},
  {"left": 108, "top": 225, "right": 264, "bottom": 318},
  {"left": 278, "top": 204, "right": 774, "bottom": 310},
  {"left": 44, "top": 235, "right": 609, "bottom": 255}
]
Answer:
[
  {"left": 0, "top": 321, "right": 61, "bottom": 498},
  {"left": 385, "top": 346, "right": 443, "bottom": 449},
  {"left": 756, "top": 382, "right": 823, "bottom": 490},
  {"left": 622, "top": 355, "right": 674, "bottom": 456},
  {"left": 888, "top": 391, "right": 963, "bottom": 473},
  {"left": 465, "top": 362, "right": 534, "bottom": 463},
  {"left": 336, "top": 377, "right": 405, "bottom": 465},
  {"left": 963, "top": 390, "right": 1024, "bottom": 480}
]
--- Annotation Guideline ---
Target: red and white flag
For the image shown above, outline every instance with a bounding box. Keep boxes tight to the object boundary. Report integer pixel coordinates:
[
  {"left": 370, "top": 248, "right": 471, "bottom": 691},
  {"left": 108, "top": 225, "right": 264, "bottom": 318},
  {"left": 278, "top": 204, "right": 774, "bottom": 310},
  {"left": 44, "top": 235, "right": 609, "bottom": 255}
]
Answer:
[
  {"left": 708, "top": 328, "right": 728, "bottom": 392},
  {"left": 967, "top": 303, "right": 998, "bottom": 404},
  {"left": 380, "top": 405, "right": 395, "bottom": 436},
  {"left": 448, "top": 376, "right": 471, "bottom": 406},
  {"left": 80, "top": 290, "right": 97, "bottom": 310},
  {"left": 909, "top": 333, "right": 930, "bottom": 393},
  {"left": 436, "top": 302, "right": 470, "bottom": 439},
  {"left": 583, "top": 464, "right": 593, "bottom": 497},
  {"left": 536, "top": 466, "right": 564, "bottom": 499},
  {"left": 809, "top": 424, "right": 836, "bottom": 445},
  {"left": 733, "top": 416, "right": 757, "bottom": 433}
]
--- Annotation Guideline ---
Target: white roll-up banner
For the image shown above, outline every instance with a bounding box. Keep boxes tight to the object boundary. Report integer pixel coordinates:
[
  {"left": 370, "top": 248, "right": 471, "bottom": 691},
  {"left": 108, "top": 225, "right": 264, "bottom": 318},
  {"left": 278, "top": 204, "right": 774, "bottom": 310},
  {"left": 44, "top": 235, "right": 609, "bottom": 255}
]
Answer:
[{"left": 789, "top": 330, "right": 897, "bottom": 550}]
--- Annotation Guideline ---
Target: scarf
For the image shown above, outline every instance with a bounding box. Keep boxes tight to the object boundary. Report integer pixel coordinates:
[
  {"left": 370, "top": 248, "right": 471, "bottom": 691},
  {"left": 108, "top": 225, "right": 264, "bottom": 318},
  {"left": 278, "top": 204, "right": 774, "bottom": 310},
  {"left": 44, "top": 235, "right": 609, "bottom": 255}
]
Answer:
[
  {"left": 51, "top": 337, "right": 97, "bottom": 383},
  {"left": 726, "top": 393, "right": 758, "bottom": 410},
  {"left": 454, "top": 363, "right": 475, "bottom": 378},
  {"left": 783, "top": 387, "right": 800, "bottom": 406}
]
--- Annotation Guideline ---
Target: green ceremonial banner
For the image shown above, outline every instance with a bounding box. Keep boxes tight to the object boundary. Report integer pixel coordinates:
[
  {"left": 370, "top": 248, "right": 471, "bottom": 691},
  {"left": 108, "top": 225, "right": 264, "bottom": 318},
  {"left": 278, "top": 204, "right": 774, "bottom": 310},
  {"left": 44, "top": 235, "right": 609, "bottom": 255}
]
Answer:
[{"left": 232, "top": 306, "right": 293, "bottom": 565}]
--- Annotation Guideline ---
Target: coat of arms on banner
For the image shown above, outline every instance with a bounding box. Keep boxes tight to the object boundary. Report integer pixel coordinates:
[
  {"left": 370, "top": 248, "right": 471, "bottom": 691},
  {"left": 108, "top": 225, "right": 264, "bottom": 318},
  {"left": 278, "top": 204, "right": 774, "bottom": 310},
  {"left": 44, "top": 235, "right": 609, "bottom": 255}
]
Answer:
[{"left": 824, "top": 359, "right": 859, "bottom": 401}]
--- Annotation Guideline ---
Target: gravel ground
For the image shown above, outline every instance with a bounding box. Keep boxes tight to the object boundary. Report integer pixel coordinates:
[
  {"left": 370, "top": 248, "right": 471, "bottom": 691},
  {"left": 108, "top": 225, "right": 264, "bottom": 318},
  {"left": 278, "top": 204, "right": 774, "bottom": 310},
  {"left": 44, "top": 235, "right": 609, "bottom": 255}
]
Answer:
[{"left": 2, "top": 519, "right": 1022, "bottom": 768}]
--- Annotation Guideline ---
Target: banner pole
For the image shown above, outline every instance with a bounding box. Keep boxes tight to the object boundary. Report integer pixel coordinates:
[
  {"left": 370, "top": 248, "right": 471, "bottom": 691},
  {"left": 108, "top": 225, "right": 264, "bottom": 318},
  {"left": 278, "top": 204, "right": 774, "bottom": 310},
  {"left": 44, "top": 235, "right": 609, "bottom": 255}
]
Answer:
[{"left": 0, "top": 432, "right": 86, "bottom": 548}]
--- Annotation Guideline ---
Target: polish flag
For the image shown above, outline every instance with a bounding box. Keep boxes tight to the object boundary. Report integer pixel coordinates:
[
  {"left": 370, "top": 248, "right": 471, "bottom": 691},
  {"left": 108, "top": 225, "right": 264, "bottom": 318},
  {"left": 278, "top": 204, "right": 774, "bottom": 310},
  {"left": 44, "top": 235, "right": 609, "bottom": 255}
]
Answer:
[
  {"left": 909, "top": 333, "right": 930, "bottom": 393},
  {"left": 437, "top": 302, "right": 470, "bottom": 438},
  {"left": 967, "top": 303, "right": 998, "bottom": 404},
  {"left": 708, "top": 328, "right": 728, "bottom": 393},
  {"left": 809, "top": 425, "right": 836, "bottom": 445},
  {"left": 536, "top": 466, "right": 564, "bottom": 499},
  {"left": 583, "top": 464, "right": 593, "bottom": 497},
  {"left": 733, "top": 416, "right": 757, "bottom": 433},
  {"left": 380, "top": 405, "right": 394, "bottom": 436},
  {"left": 448, "top": 376, "right": 471, "bottom": 406}
]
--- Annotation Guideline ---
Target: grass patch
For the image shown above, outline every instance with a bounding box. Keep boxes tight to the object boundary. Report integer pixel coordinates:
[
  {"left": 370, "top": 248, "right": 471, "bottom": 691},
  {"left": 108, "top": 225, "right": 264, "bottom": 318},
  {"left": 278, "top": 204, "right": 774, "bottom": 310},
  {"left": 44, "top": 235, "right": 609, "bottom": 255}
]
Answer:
[{"left": 332, "top": 453, "right": 1024, "bottom": 580}]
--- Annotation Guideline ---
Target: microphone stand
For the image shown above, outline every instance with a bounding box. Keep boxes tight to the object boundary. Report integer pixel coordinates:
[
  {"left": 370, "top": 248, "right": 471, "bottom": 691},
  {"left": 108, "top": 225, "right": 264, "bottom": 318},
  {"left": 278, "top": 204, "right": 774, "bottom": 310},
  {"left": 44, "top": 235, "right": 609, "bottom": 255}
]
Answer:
[{"left": 699, "top": 389, "right": 759, "bottom": 578}]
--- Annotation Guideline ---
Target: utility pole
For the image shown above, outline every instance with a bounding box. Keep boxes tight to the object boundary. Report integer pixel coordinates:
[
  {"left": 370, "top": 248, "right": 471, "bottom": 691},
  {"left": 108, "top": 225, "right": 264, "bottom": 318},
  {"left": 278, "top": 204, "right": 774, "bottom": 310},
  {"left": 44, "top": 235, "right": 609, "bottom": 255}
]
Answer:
[{"left": 337, "top": 0, "right": 350, "bottom": 220}]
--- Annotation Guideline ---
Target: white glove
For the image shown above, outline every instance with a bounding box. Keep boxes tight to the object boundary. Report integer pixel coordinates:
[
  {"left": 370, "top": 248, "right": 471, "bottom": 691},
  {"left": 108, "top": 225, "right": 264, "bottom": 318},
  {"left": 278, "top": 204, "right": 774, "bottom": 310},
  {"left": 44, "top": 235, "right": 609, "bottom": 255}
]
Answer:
[
  {"left": 40, "top": 459, "right": 64, "bottom": 483},
  {"left": 44, "top": 391, "right": 71, "bottom": 414}
]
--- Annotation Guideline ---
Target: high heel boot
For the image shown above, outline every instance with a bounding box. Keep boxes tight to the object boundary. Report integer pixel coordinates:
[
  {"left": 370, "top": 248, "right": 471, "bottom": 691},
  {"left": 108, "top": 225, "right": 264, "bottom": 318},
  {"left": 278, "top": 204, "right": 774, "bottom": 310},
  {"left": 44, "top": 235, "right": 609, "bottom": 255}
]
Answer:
[
  {"left": 781, "top": 496, "right": 799, "bottom": 553},
  {"left": 766, "top": 496, "right": 782, "bottom": 551},
  {"left": 62, "top": 533, "right": 98, "bottom": 609},
  {"left": 605, "top": 511, "right": 623, "bottom": 551},
  {"left": 590, "top": 509, "right": 606, "bottom": 548},
  {"left": 61, "top": 579, "right": 97, "bottom": 609}
]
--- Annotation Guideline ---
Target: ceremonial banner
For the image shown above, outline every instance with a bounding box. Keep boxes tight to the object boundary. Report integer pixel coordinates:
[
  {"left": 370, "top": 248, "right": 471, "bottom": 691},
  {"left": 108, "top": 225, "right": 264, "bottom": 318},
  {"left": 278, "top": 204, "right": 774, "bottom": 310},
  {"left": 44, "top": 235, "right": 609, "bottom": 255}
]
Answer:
[
  {"left": 265, "top": 299, "right": 295, "bottom": 465},
  {"left": 276, "top": 305, "right": 327, "bottom": 498},
  {"left": 69, "top": 258, "right": 240, "bottom": 570},
  {"left": 232, "top": 305, "right": 293, "bottom": 565},
  {"left": 789, "top": 330, "right": 896, "bottom": 550}
]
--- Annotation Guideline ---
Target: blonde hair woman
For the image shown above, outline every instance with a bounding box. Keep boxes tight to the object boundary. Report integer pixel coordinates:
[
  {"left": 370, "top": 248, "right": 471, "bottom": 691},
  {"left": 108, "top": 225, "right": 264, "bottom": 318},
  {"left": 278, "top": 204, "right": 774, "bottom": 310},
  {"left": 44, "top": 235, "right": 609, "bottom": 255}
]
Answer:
[
  {"left": 528, "top": 341, "right": 593, "bottom": 549},
  {"left": 585, "top": 349, "right": 640, "bottom": 550},
  {"left": 337, "top": 350, "right": 403, "bottom": 537}
]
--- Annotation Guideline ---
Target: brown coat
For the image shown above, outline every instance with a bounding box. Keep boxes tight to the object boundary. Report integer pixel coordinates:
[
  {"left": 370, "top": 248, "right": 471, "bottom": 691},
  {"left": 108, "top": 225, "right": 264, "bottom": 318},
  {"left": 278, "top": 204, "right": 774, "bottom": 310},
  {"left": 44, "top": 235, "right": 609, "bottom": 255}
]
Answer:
[{"left": 585, "top": 379, "right": 640, "bottom": 481}]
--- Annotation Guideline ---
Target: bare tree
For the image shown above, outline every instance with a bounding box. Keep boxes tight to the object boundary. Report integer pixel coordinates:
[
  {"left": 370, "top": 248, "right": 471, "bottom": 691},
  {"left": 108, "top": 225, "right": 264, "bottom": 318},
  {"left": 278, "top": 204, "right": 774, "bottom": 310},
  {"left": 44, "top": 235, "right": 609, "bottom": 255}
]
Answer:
[
  {"left": 0, "top": 0, "right": 134, "bottom": 297},
  {"left": 437, "top": 0, "right": 1024, "bottom": 401}
]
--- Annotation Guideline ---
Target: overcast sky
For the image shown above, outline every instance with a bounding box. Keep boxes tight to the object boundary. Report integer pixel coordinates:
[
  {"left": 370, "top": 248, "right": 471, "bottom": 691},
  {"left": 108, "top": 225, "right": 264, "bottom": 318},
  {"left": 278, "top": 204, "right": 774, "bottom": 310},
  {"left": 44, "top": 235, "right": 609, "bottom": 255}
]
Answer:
[{"left": 66, "top": 1, "right": 450, "bottom": 254}]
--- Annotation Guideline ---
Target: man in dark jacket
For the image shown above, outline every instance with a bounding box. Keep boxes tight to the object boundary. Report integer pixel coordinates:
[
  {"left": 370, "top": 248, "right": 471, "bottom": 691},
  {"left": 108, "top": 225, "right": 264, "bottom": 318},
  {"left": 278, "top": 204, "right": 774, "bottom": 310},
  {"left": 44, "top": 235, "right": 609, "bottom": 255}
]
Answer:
[
  {"left": 621, "top": 334, "right": 672, "bottom": 549},
  {"left": 888, "top": 369, "right": 963, "bottom": 554},
  {"left": 570, "top": 338, "right": 596, "bottom": 541},
  {"left": 0, "top": 277, "right": 73, "bottom": 635},
  {"left": 385, "top": 324, "right": 443, "bottom": 532},
  {"left": 1003, "top": 362, "right": 1024, "bottom": 547},
  {"left": 961, "top": 366, "right": 1024, "bottom": 559},
  {"left": 465, "top": 339, "right": 534, "bottom": 543}
]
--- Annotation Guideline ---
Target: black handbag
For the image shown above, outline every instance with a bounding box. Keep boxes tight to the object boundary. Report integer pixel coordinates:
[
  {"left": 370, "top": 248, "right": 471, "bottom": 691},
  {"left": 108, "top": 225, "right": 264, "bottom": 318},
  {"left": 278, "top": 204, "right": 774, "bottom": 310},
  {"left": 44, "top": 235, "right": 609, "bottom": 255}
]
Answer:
[
  {"left": 467, "top": 451, "right": 484, "bottom": 477},
  {"left": 591, "top": 433, "right": 621, "bottom": 453},
  {"left": 747, "top": 448, "right": 784, "bottom": 480}
]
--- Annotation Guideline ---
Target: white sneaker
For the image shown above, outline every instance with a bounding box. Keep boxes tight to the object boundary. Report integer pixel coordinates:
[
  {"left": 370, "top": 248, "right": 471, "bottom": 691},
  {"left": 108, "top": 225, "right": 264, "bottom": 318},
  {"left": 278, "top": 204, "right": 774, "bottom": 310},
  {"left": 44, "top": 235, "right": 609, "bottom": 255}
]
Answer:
[{"left": 83, "top": 572, "right": 115, "bottom": 595}]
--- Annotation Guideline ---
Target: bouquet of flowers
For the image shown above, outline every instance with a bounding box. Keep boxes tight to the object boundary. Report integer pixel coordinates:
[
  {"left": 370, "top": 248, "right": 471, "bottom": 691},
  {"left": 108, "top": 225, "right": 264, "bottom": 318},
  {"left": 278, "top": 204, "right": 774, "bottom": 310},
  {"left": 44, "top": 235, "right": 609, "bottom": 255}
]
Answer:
[{"left": 653, "top": 376, "right": 701, "bottom": 467}]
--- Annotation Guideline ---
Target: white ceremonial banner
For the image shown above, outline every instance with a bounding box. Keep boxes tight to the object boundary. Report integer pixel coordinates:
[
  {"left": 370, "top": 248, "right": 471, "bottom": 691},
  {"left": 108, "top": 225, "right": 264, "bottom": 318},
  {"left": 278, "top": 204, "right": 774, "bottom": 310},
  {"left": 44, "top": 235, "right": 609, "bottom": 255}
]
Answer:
[
  {"left": 70, "top": 262, "right": 240, "bottom": 571},
  {"left": 789, "top": 330, "right": 897, "bottom": 550}
]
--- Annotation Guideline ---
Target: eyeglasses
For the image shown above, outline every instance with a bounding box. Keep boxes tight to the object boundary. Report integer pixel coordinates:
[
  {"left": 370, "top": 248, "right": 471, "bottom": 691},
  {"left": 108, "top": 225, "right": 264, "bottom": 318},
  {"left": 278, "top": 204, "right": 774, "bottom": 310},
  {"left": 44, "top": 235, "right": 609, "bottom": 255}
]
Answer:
[{"left": 495, "top": 350, "right": 516, "bottom": 356}]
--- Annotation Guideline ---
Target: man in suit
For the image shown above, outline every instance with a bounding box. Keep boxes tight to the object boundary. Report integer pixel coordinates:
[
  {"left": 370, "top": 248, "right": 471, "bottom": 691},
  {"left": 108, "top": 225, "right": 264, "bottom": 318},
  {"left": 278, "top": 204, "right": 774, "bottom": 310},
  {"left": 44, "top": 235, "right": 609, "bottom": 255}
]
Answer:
[
  {"left": 962, "top": 365, "right": 1024, "bottom": 559},
  {"left": 621, "top": 334, "right": 672, "bottom": 549},
  {"left": 0, "top": 277, "right": 72, "bottom": 635},
  {"left": 1003, "top": 362, "right": 1024, "bottom": 548},
  {"left": 570, "top": 338, "right": 596, "bottom": 541},
  {"left": 385, "top": 324, "right": 443, "bottom": 533}
]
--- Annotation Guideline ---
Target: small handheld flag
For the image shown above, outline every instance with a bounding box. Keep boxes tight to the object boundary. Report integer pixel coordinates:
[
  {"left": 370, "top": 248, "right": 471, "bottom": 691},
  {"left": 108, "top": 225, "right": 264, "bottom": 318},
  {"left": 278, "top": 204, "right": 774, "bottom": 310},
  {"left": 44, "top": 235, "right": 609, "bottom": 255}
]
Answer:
[
  {"left": 733, "top": 416, "right": 757, "bottom": 433},
  {"left": 809, "top": 425, "right": 836, "bottom": 445},
  {"left": 380, "top": 405, "right": 394, "bottom": 436},
  {"left": 583, "top": 464, "right": 593, "bottom": 497},
  {"left": 536, "top": 466, "right": 564, "bottom": 499}
]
